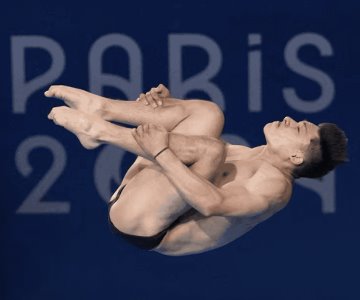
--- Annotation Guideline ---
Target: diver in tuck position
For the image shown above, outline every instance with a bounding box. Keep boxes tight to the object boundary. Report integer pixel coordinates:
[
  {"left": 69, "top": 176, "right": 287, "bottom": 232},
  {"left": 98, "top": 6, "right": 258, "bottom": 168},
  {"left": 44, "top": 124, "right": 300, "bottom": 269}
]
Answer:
[{"left": 45, "top": 84, "right": 348, "bottom": 256}]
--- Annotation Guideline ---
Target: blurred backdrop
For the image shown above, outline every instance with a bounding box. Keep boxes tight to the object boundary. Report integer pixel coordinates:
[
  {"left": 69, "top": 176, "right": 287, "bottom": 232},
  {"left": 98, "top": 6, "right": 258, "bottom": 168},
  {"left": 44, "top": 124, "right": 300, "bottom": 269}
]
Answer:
[{"left": 1, "top": 0, "right": 359, "bottom": 299}]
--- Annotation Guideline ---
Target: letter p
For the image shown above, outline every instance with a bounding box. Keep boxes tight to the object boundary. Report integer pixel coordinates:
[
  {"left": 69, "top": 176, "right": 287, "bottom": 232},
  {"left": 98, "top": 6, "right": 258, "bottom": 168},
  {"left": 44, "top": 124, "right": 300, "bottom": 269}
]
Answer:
[{"left": 11, "top": 36, "right": 65, "bottom": 113}]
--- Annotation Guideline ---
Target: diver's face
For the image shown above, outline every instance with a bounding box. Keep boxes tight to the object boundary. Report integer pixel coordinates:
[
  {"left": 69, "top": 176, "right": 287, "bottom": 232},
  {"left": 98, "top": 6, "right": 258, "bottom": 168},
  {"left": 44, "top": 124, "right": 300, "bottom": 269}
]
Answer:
[{"left": 264, "top": 116, "right": 320, "bottom": 153}]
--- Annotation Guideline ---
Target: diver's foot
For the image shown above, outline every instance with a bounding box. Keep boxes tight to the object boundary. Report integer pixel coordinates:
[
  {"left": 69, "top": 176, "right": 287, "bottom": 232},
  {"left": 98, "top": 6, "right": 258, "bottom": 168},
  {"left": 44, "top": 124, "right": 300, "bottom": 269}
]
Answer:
[
  {"left": 48, "top": 106, "right": 105, "bottom": 149},
  {"left": 45, "top": 85, "right": 107, "bottom": 118}
]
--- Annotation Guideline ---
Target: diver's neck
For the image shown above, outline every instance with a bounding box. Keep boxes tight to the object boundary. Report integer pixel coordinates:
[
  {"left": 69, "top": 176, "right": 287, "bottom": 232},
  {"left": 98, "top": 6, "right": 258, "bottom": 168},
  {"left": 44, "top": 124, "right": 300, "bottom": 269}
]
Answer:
[{"left": 253, "top": 145, "right": 295, "bottom": 182}]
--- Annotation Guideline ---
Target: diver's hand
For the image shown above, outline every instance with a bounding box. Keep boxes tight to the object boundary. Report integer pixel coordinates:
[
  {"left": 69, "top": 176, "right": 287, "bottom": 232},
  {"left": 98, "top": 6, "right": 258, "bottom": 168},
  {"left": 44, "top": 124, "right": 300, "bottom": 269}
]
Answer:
[
  {"left": 136, "top": 84, "right": 170, "bottom": 108},
  {"left": 132, "top": 124, "right": 169, "bottom": 160}
]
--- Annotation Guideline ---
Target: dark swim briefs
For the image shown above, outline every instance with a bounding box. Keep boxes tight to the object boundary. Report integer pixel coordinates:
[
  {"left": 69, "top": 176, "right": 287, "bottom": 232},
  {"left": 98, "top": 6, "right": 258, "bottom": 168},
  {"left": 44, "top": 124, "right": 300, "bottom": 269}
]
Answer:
[{"left": 108, "top": 185, "right": 181, "bottom": 250}]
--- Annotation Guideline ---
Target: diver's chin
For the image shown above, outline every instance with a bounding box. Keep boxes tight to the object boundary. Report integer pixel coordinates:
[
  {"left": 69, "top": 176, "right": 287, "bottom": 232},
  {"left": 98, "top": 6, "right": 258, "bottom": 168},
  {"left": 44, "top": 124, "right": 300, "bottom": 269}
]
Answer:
[
  {"left": 263, "top": 122, "right": 274, "bottom": 131},
  {"left": 263, "top": 123, "right": 270, "bottom": 137}
]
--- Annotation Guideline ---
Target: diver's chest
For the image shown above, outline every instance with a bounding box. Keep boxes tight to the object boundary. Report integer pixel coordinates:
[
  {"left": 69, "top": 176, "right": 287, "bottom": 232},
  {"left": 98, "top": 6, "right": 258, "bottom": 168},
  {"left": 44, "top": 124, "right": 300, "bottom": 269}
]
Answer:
[{"left": 213, "top": 160, "right": 261, "bottom": 187}]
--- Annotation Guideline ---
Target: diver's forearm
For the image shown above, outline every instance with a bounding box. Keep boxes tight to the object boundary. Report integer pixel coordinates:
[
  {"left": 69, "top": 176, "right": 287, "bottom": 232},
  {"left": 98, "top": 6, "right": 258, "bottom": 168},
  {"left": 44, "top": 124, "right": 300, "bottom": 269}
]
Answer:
[{"left": 155, "top": 149, "right": 223, "bottom": 216}]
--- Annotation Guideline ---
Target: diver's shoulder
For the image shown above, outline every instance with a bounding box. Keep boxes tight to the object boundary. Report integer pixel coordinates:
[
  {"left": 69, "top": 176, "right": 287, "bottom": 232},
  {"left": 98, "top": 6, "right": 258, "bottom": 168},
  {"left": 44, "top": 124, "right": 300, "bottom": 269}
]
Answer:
[
  {"left": 251, "top": 164, "right": 293, "bottom": 203},
  {"left": 224, "top": 143, "right": 253, "bottom": 160}
]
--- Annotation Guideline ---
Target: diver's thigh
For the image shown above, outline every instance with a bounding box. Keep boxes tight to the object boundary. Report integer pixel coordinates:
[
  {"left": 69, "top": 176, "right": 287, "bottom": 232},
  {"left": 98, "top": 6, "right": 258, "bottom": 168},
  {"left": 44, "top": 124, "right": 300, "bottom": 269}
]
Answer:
[
  {"left": 109, "top": 165, "right": 189, "bottom": 236},
  {"left": 109, "top": 156, "right": 153, "bottom": 202}
]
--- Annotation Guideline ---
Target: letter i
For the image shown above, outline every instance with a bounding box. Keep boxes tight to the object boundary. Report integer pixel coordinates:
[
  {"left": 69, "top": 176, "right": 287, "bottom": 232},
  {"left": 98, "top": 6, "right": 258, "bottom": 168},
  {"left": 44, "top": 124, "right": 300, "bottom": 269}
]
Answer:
[{"left": 248, "top": 34, "right": 262, "bottom": 112}]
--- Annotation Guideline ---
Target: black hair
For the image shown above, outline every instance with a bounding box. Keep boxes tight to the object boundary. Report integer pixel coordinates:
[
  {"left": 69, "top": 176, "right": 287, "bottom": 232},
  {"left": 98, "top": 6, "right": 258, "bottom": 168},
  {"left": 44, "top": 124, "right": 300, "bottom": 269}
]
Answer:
[{"left": 293, "top": 123, "right": 348, "bottom": 178}]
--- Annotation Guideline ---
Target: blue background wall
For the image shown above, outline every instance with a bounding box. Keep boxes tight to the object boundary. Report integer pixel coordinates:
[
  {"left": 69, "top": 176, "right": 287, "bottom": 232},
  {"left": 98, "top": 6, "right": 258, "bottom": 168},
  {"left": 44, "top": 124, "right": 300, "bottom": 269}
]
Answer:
[{"left": 1, "top": 0, "right": 359, "bottom": 299}]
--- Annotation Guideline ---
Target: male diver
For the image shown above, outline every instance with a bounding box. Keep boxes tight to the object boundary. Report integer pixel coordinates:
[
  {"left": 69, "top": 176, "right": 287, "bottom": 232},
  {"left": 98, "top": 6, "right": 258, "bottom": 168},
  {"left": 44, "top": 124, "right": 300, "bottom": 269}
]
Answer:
[{"left": 45, "top": 84, "right": 347, "bottom": 256}]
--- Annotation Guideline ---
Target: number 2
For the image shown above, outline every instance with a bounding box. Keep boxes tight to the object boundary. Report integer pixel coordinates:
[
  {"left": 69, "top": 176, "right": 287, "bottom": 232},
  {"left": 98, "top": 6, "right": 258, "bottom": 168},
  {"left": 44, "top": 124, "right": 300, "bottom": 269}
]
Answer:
[{"left": 15, "top": 135, "right": 70, "bottom": 214}]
